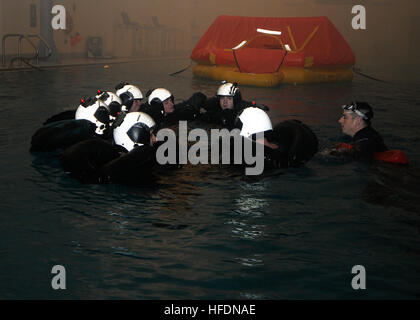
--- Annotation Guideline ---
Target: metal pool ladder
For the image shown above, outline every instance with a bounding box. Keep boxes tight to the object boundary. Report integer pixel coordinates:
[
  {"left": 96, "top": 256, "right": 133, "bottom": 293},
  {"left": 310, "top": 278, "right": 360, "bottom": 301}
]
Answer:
[{"left": 2, "top": 33, "right": 53, "bottom": 67}]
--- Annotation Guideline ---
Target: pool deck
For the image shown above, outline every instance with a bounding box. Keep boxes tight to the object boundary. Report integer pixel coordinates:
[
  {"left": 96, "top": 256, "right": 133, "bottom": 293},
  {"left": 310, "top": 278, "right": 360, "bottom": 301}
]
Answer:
[{"left": 0, "top": 54, "right": 191, "bottom": 72}]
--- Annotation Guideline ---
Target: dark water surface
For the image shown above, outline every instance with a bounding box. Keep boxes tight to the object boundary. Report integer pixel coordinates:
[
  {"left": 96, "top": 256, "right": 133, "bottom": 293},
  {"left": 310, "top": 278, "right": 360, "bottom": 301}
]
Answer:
[{"left": 1, "top": 59, "right": 419, "bottom": 299}]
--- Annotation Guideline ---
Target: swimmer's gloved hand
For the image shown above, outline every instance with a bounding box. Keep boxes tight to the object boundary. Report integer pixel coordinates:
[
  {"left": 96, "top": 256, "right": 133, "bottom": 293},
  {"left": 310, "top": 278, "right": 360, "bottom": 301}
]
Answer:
[
  {"left": 220, "top": 109, "right": 237, "bottom": 128},
  {"left": 322, "top": 143, "right": 353, "bottom": 157},
  {"left": 319, "top": 143, "right": 355, "bottom": 163},
  {"left": 186, "top": 92, "right": 208, "bottom": 112}
]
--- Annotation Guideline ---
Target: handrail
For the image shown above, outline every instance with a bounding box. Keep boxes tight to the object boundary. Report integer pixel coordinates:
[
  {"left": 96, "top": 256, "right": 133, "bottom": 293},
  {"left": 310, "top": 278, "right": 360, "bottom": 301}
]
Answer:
[
  {"left": 17, "top": 35, "right": 39, "bottom": 66},
  {"left": 2, "top": 34, "right": 23, "bottom": 66},
  {"left": 27, "top": 34, "right": 53, "bottom": 60},
  {"left": 2, "top": 33, "right": 53, "bottom": 67}
]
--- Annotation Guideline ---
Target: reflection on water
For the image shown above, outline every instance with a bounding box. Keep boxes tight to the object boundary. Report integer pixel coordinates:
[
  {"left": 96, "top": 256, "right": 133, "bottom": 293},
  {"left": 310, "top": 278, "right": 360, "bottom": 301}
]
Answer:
[
  {"left": 228, "top": 190, "right": 269, "bottom": 241},
  {"left": 235, "top": 255, "right": 264, "bottom": 267},
  {"left": 363, "top": 164, "right": 420, "bottom": 213}
]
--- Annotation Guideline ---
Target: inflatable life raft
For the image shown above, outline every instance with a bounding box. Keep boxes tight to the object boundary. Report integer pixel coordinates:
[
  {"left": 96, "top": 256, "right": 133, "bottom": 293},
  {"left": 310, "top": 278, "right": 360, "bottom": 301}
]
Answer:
[{"left": 191, "top": 15, "right": 355, "bottom": 87}]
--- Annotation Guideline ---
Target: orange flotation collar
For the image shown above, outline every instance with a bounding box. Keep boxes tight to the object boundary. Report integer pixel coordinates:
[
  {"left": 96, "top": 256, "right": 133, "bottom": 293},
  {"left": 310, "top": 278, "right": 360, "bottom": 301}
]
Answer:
[
  {"left": 373, "top": 150, "right": 409, "bottom": 165},
  {"left": 335, "top": 143, "right": 409, "bottom": 165}
]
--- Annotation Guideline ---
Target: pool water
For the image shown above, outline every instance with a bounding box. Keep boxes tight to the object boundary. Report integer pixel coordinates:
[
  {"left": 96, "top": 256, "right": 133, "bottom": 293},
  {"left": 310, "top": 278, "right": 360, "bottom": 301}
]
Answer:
[{"left": 1, "top": 59, "right": 419, "bottom": 299}]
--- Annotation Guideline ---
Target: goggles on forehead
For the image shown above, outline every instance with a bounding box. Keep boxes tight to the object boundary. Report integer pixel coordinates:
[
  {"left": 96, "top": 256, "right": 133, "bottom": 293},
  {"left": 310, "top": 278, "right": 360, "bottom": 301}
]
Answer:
[{"left": 342, "top": 102, "right": 369, "bottom": 121}]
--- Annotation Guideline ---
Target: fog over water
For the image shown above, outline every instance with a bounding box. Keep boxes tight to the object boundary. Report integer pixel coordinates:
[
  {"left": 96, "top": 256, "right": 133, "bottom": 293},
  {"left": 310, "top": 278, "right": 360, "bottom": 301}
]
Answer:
[{"left": 0, "top": 0, "right": 419, "bottom": 84}]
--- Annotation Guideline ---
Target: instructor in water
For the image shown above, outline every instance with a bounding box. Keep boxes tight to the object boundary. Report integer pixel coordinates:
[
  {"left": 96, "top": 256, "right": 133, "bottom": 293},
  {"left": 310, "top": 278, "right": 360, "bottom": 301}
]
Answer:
[{"left": 335, "top": 101, "right": 388, "bottom": 161}]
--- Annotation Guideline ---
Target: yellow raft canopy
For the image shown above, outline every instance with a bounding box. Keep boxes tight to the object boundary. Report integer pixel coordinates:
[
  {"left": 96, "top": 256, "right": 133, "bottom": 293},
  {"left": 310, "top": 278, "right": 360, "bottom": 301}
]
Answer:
[{"left": 190, "top": 15, "right": 356, "bottom": 87}]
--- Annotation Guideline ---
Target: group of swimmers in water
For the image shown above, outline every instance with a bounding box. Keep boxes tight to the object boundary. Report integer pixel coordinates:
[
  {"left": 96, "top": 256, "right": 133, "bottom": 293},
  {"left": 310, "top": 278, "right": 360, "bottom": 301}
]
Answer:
[{"left": 30, "top": 80, "right": 403, "bottom": 185}]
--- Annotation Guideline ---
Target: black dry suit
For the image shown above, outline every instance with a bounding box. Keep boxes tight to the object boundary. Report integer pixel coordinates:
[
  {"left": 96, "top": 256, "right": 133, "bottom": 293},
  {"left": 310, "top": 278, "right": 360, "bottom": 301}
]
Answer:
[
  {"left": 263, "top": 120, "right": 319, "bottom": 168},
  {"left": 201, "top": 96, "right": 269, "bottom": 129},
  {"left": 30, "top": 98, "right": 114, "bottom": 152},
  {"left": 60, "top": 138, "right": 156, "bottom": 185},
  {"left": 30, "top": 119, "right": 106, "bottom": 152},
  {"left": 351, "top": 126, "right": 388, "bottom": 161},
  {"left": 140, "top": 92, "right": 207, "bottom": 129}
]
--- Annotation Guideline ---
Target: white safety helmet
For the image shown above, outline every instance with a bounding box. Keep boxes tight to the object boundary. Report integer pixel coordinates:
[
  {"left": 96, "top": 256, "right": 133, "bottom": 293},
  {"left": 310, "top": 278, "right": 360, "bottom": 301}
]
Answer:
[
  {"left": 238, "top": 107, "right": 273, "bottom": 138},
  {"left": 217, "top": 82, "right": 239, "bottom": 97},
  {"left": 147, "top": 88, "right": 173, "bottom": 105},
  {"left": 113, "top": 112, "right": 156, "bottom": 152},
  {"left": 115, "top": 83, "right": 143, "bottom": 111},
  {"left": 75, "top": 98, "right": 110, "bottom": 136}
]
